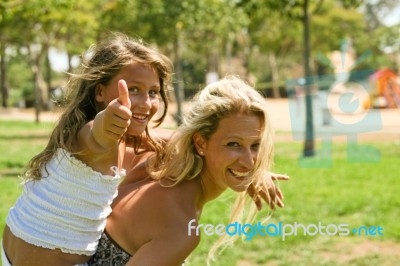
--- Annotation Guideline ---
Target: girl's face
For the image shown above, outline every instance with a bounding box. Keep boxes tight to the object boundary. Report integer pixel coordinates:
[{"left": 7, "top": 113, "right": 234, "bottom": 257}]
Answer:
[
  {"left": 197, "top": 113, "right": 263, "bottom": 192},
  {"left": 96, "top": 62, "right": 161, "bottom": 136}
]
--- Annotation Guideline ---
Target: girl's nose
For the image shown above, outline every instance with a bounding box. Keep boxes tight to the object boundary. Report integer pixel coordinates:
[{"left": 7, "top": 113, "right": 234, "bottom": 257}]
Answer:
[{"left": 136, "top": 93, "right": 152, "bottom": 111}]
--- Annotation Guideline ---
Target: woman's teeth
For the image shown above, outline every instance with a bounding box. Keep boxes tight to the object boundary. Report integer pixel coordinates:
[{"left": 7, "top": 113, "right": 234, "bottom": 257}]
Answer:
[{"left": 230, "top": 169, "right": 250, "bottom": 177}]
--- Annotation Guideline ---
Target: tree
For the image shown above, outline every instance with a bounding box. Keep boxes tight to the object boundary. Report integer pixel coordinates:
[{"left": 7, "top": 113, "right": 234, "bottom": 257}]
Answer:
[
  {"left": 97, "top": 0, "right": 248, "bottom": 124},
  {"left": 95, "top": 0, "right": 188, "bottom": 123},
  {"left": 263, "top": 0, "right": 363, "bottom": 157},
  {"left": 0, "top": 0, "right": 21, "bottom": 108},
  {"left": 0, "top": 0, "right": 97, "bottom": 121},
  {"left": 155, "top": 0, "right": 248, "bottom": 123},
  {"left": 56, "top": 1, "right": 99, "bottom": 73},
  {"left": 0, "top": 33, "right": 8, "bottom": 108},
  {"left": 363, "top": 0, "right": 399, "bottom": 31},
  {"left": 236, "top": 0, "right": 302, "bottom": 98}
]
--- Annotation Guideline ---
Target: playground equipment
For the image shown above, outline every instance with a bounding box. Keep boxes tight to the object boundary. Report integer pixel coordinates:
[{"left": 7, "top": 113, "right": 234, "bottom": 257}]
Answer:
[{"left": 366, "top": 69, "right": 400, "bottom": 109}]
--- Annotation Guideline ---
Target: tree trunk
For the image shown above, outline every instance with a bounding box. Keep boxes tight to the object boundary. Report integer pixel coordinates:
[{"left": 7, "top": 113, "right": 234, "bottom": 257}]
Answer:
[
  {"left": 302, "top": 0, "right": 315, "bottom": 157},
  {"left": 268, "top": 52, "right": 281, "bottom": 98},
  {"left": 208, "top": 50, "right": 219, "bottom": 74},
  {"left": 0, "top": 40, "right": 8, "bottom": 108},
  {"left": 45, "top": 49, "right": 53, "bottom": 109},
  {"left": 32, "top": 61, "right": 41, "bottom": 123},
  {"left": 173, "top": 32, "right": 184, "bottom": 125},
  {"left": 206, "top": 49, "right": 220, "bottom": 85},
  {"left": 29, "top": 44, "right": 48, "bottom": 123},
  {"left": 243, "top": 41, "right": 251, "bottom": 81},
  {"left": 225, "top": 34, "right": 233, "bottom": 74},
  {"left": 67, "top": 50, "right": 73, "bottom": 74}
]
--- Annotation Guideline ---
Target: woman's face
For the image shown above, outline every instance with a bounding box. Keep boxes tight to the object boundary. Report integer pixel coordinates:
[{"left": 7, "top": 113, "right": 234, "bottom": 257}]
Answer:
[
  {"left": 96, "top": 62, "right": 161, "bottom": 136},
  {"left": 198, "top": 112, "right": 263, "bottom": 192}
]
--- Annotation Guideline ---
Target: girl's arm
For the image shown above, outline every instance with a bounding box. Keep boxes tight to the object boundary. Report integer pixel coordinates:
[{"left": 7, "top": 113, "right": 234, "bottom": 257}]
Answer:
[{"left": 74, "top": 80, "right": 131, "bottom": 174}]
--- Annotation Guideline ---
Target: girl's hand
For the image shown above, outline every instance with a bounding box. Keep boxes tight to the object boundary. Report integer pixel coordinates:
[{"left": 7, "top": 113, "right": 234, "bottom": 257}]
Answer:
[{"left": 100, "top": 79, "right": 132, "bottom": 141}]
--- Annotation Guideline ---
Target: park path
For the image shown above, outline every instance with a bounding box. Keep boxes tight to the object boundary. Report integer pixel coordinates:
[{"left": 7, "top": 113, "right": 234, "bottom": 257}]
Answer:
[{"left": 1, "top": 98, "right": 399, "bottom": 142}]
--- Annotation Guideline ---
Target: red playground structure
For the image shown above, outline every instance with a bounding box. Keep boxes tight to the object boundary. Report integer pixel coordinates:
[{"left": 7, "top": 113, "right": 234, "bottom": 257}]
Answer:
[{"left": 366, "top": 69, "right": 400, "bottom": 109}]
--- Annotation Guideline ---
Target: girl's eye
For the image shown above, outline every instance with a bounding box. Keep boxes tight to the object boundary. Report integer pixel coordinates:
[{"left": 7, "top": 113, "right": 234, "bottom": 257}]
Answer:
[
  {"left": 227, "top": 142, "right": 240, "bottom": 147},
  {"left": 128, "top": 87, "right": 140, "bottom": 94},
  {"left": 149, "top": 89, "right": 160, "bottom": 98}
]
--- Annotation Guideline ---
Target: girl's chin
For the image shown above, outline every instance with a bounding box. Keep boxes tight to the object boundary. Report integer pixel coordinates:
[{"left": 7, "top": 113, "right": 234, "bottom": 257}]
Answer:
[{"left": 126, "top": 126, "right": 147, "bottom": 136}]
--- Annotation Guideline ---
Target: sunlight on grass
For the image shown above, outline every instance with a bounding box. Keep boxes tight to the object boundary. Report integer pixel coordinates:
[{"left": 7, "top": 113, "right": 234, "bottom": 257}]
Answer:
[{"left": 1, "top": 119, "right": 399, "bottom": 265}]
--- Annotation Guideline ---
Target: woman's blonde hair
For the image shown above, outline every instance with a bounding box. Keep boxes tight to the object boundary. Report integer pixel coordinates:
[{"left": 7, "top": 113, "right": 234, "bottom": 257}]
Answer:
[
  {"left": 148, "top": 76, "right": 275, "bottom": 263},
  {"left": 25, "top": 33, "right": 173, "bottom": 180}
]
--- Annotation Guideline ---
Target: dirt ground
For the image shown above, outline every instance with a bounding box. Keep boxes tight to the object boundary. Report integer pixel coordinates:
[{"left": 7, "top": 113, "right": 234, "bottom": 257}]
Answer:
[
  {"left": 1, "top": 98, "right": 399, "bottom": 143},
  {"left": 235, "top": 238, "right": 400, "bottom": 266}
]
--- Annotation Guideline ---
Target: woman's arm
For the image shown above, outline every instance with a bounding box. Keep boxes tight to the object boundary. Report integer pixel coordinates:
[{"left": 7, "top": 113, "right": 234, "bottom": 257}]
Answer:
[{"left": 125, "top": 231, "right": 199, "bottom": 266}]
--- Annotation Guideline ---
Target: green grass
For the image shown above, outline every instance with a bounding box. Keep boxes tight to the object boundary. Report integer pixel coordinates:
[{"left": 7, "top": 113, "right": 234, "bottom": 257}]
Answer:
[
  {"left": 0, "top": 120, "right": 55, "bottom": 232},
  {"left": 188, "top": 140, "right": 400, "bottom": 265},
  {"left": 1, "top": 119, "right": 400, "bottom": 265},
  {"left": 0, "top": 120, "right": 55, "bottom": 176}
]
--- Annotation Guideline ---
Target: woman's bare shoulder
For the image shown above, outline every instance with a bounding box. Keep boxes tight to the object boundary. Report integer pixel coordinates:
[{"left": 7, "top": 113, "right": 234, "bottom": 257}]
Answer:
[
  {"left": 116, "top": 178, "right": 199, "bottom": 219},
  {"left": 146, "top": 180, "right": 199, "bottom": 213},
  {"left": 108, "top": 179, "right": 201, "bottom": 257}
]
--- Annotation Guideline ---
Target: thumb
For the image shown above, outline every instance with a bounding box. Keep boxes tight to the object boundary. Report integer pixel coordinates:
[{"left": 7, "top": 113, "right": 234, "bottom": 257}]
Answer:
[{"left": 118, "top": 79, "right": 131, "bottom": 108}]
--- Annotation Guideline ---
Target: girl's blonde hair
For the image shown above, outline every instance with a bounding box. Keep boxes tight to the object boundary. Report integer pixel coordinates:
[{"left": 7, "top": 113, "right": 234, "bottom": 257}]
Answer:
[
  {"left": 148, "top": 76, "right": 275, "bottom": 263},
  {"left": 26, "top": 33, "right": 173, "bottom": 180}
]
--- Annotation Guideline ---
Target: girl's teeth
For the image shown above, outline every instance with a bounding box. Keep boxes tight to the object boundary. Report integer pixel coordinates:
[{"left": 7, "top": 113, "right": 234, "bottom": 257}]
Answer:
[
  {"left": 133, "top": 115, "right": 147, "bottom": 120},
  {"left": 230, "top": 169, "right": 250, "bottom": 177}
]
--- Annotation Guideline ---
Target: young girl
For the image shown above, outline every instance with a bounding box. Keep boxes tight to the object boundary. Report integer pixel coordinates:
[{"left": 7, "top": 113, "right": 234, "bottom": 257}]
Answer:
[
  {"left": 88, "top": 76, "right": 281, "bottom": 265},
  {"left": 1, "top": 33, "right": 173, "bottom": 266}
]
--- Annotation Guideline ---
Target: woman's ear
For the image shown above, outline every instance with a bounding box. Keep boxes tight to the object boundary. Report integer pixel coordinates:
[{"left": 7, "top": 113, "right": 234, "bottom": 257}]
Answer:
[
  {"left": 95, "top": 84, "right": 105, "bottom": 102},
  {"left": 193, "top": 132, "right": 207, "bottom": 155}
]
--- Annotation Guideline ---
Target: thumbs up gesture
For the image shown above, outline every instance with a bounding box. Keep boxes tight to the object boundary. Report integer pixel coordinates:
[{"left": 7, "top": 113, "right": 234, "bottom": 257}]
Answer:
[
  {"left": 103, "top": 79, "right": 132, "bottom": 140},
  {"left": 92, "top": 79, "right": 133, "bottom": 147},
  {"left": 117, "top": 79, "right": 131, "bottom": 109}
]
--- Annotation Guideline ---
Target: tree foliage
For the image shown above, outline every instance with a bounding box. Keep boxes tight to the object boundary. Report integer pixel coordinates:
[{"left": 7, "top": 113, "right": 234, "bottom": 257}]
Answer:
[{"left": 0, "top": 0, "right": 398, "bottom": 112}]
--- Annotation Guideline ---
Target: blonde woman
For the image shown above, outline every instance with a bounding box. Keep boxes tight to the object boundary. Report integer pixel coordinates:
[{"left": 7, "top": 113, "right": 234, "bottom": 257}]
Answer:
[{"left": 88, "top": 76, "right": 284, "bottom": 265}]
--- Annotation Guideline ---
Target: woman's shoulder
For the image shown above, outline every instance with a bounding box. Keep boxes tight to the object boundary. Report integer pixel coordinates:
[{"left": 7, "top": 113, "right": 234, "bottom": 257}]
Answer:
[
  {"left": 142, "top": 181, "right": 201, "bottom": 244},
  {"left": 146, "top": 179, "right": 199, "bottom": 210},
  {"left": 109, "top": 179, "right": 201, "bottom": 257},
  {"left": 116, "top": 178, "right": 199, "bottom": 216}
]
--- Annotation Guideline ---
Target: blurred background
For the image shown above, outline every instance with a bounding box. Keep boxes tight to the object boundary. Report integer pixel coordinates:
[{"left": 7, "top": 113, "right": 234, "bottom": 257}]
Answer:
[
  {"left": 0, "top": 0, "right": 399, "bottom": 117},
  {"left": 0, "top": 0, "right": 399, "bottom": 265}
]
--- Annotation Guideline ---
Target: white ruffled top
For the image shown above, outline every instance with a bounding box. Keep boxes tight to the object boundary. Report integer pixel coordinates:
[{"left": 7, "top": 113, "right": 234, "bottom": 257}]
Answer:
[{"left": 6, "top": 148, "right": 125, "bottom": 256}]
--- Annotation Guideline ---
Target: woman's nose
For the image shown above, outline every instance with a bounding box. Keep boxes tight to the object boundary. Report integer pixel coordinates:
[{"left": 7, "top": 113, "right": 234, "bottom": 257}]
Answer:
[{"left": 238, "top": 148, "right": 256, "bottom": 169}]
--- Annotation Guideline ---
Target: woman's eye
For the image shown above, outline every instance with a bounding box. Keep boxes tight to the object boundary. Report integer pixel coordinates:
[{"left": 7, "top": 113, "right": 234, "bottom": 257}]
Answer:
[
  {"left": 251, "top": 143, "right": 260, "bottom": 150},
  {"left": 227, "top": 142, "right": 240, "bottom": 147}
]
